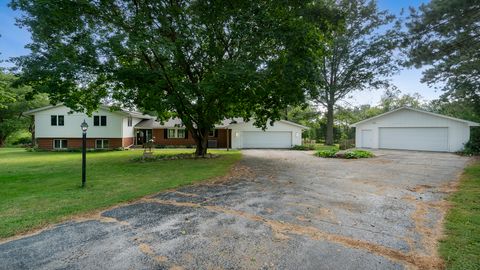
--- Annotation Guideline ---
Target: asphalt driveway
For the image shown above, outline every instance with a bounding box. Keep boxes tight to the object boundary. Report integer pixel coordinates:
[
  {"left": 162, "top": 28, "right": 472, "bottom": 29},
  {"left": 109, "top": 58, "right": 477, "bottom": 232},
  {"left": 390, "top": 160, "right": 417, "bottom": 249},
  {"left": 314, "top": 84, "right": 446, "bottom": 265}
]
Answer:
[{"left": 0, "top": 150, "right": 471, "bottom": 270}]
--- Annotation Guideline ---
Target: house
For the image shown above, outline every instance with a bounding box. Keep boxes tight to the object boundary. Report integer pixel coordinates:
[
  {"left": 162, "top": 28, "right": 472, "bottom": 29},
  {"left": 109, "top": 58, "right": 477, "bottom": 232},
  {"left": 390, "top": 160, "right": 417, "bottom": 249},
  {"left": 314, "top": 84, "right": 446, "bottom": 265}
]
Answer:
[
  {"left": 351, "top": 107, "right": 479, "bottom": 152},
  {"left": 25, "top": 104, "right": 306, "bottom": 150}
]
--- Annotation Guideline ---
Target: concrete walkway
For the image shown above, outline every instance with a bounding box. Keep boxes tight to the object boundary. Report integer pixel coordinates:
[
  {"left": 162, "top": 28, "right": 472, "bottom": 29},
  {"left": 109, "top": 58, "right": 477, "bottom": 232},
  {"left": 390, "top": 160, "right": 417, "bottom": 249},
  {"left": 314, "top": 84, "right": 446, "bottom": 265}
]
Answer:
[{"left": 0, "top": 150, "right": 470, "bottom": 269}]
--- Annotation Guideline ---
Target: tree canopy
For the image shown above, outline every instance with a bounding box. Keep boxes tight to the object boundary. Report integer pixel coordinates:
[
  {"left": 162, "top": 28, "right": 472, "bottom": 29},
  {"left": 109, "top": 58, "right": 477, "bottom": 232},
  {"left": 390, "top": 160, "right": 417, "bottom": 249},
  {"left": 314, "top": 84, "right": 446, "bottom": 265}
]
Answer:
[
  {"left": 0, "top": 71, "right": 49, "bottom": 146},
  {"left": 11, "top": 0, "right": 340, "bottom": 155},
  {"left": 308, "top": 0, "right": 400, "bottom": 145},
  {"left": 404, "top": 0, "right": 480, "bottom": 113}
]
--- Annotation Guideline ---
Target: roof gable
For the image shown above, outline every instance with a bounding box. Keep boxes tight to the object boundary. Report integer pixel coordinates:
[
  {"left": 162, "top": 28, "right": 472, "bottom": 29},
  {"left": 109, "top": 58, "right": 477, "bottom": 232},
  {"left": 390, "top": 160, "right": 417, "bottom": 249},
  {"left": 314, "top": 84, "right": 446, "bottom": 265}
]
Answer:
[{"left": 351, "top": 107, "right": 479, "bottom": 127}]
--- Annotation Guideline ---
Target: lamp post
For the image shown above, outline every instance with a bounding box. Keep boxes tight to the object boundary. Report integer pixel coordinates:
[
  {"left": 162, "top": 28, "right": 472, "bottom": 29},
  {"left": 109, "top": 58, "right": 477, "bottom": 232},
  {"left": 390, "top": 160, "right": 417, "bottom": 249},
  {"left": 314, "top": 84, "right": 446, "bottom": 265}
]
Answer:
[{"left": 80, "top": 120, "right": 88, "bottom": 188}]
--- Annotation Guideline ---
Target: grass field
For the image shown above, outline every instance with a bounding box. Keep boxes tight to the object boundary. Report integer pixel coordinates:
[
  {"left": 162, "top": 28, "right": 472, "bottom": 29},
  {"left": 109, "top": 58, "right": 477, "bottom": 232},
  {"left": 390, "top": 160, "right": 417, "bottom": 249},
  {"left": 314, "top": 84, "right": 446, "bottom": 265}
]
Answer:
[
  {"left": 0, "top": 148, "right": 241, "bottom": 239},
  {"left": 439, "top": 160, "right": 480, "bottom": 270}
]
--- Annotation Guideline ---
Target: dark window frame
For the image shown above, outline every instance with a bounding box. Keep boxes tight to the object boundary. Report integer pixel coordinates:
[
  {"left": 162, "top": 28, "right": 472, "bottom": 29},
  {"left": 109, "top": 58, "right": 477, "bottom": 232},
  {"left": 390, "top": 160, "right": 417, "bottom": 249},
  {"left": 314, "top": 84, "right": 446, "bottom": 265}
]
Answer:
[
  {"left": 127, "top": 116, "right": 132, "bottom": 127},
  {"left": 51, "top": 115, "right": 57, "bottom": 126},
  {"left": 101, "top": 116, "right": 107, "bottom": 126},
  {"left": 93, "top": 116, "right": 100, "bottom": 126},
  {"left": 58, "top": 115, "right": 64, "bottom": 126}
]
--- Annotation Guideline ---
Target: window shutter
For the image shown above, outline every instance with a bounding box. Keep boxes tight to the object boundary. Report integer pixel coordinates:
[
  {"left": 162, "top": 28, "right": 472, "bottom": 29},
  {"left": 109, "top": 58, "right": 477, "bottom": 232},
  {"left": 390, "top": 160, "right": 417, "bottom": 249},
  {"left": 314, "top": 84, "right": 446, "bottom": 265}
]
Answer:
[
  {"left": 185, "top": 130, "right": 188, "bottom": 139},
  {"left": 164, "top": 129, "right": 168, "bottom": 139},
  {"left": 214, "top": 129, "right": 218, "bottom": 137}
]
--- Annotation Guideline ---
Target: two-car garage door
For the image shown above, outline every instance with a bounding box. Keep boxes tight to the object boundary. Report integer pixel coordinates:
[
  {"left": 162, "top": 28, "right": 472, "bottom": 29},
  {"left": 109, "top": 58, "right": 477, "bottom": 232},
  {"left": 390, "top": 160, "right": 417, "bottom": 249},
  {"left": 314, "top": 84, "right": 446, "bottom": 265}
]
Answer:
[
  {"left": 379, "top": 127, "right": 448, "bottom": 152},
  {"left": 242, "top": 131, "right": 292, "bottom": 148}
]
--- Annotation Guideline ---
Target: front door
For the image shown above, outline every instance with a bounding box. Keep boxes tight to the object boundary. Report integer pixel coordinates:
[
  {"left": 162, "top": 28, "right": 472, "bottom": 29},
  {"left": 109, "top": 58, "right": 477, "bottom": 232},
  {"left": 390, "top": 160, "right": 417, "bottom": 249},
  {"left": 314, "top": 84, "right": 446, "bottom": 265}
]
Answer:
[{"left": 136, "top": 129, "right": 152, "bottom": 145}]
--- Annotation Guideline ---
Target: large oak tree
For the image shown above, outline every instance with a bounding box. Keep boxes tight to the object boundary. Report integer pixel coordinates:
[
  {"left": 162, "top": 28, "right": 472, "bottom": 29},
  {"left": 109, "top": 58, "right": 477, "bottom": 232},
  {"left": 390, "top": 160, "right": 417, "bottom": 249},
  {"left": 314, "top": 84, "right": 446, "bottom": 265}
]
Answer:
[
  {"left": 11, "top": 0, "right": 339, "bottom": 155},
  {"left": 309, "top": 0, "right": 399, "bottom": 145}
]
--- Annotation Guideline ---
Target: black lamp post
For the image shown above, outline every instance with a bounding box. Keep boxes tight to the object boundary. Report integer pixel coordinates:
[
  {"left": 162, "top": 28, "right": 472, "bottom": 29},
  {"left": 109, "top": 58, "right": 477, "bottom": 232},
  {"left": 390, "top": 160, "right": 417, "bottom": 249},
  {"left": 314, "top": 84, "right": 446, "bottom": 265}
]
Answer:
[{"left": 80, "top": 120, "right": 88, "bottom": 188}]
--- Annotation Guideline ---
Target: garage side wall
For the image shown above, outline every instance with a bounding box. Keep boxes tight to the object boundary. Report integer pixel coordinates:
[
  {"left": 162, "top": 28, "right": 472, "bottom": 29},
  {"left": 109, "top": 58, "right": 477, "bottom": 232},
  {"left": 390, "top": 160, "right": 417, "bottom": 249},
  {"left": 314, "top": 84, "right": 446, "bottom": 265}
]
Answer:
[
  {"left": 230, "top": 121, "right": 302, "bottom": 149},
  {"left": 354, "top": 109, "right": 470, "bottom": 152}
]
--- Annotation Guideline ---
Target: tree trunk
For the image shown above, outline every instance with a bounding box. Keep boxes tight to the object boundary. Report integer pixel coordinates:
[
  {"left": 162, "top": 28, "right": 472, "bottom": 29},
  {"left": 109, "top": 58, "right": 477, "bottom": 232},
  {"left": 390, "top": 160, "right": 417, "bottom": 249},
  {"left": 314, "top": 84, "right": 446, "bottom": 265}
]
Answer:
[
  {"left": 325, "top": 102, "right": 334, "bottom": 145},
  {"left": 0, "top": 136, "right": 5, "bottom": 147},
  {"left": 194, "top": 128, "right": 209, "bottom": 157},
  {"left": 29, "top": 121, "right": 35, "bottom": 147}
]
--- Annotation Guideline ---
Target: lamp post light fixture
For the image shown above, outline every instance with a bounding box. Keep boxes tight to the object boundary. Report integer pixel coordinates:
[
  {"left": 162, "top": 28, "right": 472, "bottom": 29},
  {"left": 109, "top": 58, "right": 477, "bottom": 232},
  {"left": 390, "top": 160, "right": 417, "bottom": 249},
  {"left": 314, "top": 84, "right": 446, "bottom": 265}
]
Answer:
[{"left": 80, "top": 120, "right": 88, "bottom": 188}]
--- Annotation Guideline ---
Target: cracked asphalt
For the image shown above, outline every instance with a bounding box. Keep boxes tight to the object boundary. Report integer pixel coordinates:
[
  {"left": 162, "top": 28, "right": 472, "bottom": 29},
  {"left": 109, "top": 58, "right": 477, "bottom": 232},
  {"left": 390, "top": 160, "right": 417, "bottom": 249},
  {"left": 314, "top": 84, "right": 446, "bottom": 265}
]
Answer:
[{"left": 0, "top": 150, "right": 471, "bottom": 270}]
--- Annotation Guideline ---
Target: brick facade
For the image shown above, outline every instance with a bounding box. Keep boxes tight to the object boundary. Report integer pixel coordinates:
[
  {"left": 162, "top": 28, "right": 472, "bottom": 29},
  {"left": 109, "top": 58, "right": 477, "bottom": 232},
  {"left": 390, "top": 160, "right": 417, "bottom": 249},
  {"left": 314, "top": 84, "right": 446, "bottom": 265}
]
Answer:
[
  {"left": 37, "top": 138, "right": 123, "bottom": 150},
  {"left": 150, "top": 128, "right": 231, "bottom": 148},
  {"left": 152, "top": 129, "right": 196, "bottom": 146},
  {"left": 36, "top": 130, "right": 231, "bottom": 150},
  {"left": 122, "top": 137, "right": 134, "bottom": 147}
]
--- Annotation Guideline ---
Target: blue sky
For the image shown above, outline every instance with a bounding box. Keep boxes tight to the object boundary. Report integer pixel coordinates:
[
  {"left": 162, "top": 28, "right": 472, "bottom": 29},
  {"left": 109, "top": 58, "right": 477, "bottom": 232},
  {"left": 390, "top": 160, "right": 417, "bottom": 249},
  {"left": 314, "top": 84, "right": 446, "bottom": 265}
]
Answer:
[{"left": 0, "top": 0, "right": 439, "bottom": 106}]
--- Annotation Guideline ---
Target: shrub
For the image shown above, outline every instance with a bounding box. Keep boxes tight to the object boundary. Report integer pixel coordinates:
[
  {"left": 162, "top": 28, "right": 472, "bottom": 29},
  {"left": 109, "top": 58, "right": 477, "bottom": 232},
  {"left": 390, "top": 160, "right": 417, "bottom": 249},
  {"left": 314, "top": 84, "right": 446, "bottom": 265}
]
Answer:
[
  {"left": 13, "top": 136, "right": 32, "bottom": 145},
  {"left": 315, "top": 149, "right": 338, "bottom": 158},
  {"left": 462, "top": 128, "right": 480, "bottom": 155},
  {"left": 338, "top": 139, "right": 355, "bottom": 150},
  {"left": 292, "top": 144, "right": 315, "bottom": 150},
  {"left": 343, "top": 149, "right": 374, "bottom": 159}
]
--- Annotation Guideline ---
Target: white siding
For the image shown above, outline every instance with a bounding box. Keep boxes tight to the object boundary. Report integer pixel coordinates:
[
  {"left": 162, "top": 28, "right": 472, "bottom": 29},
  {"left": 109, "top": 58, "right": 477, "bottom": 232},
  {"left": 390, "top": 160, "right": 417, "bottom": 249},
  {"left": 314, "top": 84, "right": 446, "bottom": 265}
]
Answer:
[
  {"left": 354, "top": 109, "right": 471, "bottom": 152},
  {"left": 122, "top": 117, "right": 144, "bottom": 138},
  {"left": 34, "top": 106, "right": 125, "bottom": 138},
  {"left": 230, "top": 121, "right": 303, "bottom": 149}
]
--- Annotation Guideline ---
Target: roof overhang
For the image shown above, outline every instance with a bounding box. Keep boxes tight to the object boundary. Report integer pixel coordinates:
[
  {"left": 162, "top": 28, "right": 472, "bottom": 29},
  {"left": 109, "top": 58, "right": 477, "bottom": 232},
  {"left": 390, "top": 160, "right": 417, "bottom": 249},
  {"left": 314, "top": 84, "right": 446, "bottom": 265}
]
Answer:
[{"left": 23, "top": 103, "right": 153, "bottom": 119}]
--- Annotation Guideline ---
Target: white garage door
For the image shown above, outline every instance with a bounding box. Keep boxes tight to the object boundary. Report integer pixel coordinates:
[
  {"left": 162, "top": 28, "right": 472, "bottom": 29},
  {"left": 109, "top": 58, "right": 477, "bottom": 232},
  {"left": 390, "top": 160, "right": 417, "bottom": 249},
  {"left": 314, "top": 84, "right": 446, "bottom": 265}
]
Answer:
[
  {"left": 242, "top": 131, "right": 292, "bottom": 148},
  {"left": 379, "top": 127, "right": 448, "bottom": 152}
]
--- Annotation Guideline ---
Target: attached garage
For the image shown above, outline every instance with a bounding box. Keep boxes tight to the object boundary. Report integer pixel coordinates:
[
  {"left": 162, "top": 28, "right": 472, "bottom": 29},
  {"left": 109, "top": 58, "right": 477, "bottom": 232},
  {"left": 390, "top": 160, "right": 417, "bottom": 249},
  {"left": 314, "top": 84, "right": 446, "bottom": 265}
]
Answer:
[
  {"left": 230, "top": 120, "right": 306, "bottom": 149},
  {"left": 352, "top": 107, "right": 479, "bottom": 152},
  {"left": 242, "top": 131, "right": 292, "bottom": 148}
]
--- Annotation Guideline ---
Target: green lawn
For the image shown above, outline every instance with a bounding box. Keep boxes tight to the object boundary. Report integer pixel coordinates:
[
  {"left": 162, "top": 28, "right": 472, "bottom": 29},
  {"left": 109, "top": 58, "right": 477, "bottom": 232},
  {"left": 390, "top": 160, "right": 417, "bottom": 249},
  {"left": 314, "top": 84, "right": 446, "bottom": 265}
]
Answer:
[
  {"left": 0, "top": 148, "right": 241, "bottom": 239},
  {"left": 439, "top": 160, "right": 480, "bottom": 270}
]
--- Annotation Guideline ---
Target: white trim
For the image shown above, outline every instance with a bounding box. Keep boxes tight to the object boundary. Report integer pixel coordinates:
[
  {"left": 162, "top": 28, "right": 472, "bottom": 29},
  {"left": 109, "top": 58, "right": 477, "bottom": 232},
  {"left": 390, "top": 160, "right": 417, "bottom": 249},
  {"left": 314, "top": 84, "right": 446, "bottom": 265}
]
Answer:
[
  {"left": 95, "top": 139, "right": 110, "bottom": 149},
  {"left": 53, "top": 139, "right": 68, "bottom": 149},
  {"left": 24, "top": 103, "right": 153, "bottom": 119},
  {"left": 351, "top": 107, "right": 480, "bottom": 127},
  {"left": 278, "top": 120, "right": 309, "bottom": 129},
  {"left": 167, "top": 128, "right": 186, "bottom": 139}
]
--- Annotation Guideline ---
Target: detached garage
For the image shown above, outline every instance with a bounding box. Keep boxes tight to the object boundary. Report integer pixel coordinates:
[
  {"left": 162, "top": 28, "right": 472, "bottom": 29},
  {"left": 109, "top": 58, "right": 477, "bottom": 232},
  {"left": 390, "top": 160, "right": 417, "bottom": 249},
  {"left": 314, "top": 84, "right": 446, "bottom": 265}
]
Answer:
[{"left": 352, "top": 107, "right": 479, "bottom": 152}]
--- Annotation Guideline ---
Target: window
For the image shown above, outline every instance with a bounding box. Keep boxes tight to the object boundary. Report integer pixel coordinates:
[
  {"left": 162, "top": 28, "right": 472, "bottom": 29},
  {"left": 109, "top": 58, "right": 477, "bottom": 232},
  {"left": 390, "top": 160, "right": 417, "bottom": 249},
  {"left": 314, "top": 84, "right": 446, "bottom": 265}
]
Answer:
[
  {"left": 53, "top": 139, "right": 68, "bottom": 149},
  {"left": 167, "top": 129, "right": 186, "bottom": 138},
  {"left": 209, "top": 129, "right": 216, "bottom": 137},
  {"left": 168, "top": 129, "right": 176, "bottom": 138},
  {"left": 51, "top": 115, "right": 64, "bottom": 126},
  {"left": 95, "top": 139, "right": 109, "bottom": 149},
  {"left": 127, "top": 116, "right": 132, "bottom": 127},
  {"left": 51, "top": 115, "right": 57, "bottom": 126},
  {"left": 94, "top": 115, "right": 107, "bottom": 126},
  {"left": 177, "top": 129, "right": 186, "bottom": 138},
  {"left": 58, "top": 115, "right": 64, "bottom": 126}
]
